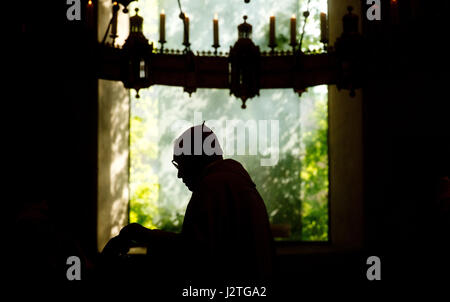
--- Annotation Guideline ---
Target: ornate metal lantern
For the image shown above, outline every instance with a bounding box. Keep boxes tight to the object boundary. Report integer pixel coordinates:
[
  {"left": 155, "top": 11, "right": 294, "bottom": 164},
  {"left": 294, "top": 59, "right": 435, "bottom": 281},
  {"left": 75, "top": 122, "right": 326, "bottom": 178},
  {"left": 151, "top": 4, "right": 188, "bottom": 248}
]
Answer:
[
  {"left": 228, "top": 16, "right": 261, "bottom": 109},
  {"left": 121, "top": 8, "right": 153, "bottom": 98},
  {"left": 96, "top": 5, "right": 365, "bottom": 104},
  {"left": 334, "top": 6, "right": 365, "bottom": 97}
]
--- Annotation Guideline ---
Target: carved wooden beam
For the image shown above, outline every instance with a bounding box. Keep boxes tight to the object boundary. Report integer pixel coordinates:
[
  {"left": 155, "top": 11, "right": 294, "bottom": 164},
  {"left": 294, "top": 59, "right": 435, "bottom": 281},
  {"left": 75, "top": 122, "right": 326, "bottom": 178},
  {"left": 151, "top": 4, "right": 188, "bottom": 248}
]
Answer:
[{"left": 97, "top": 45, "right": 339, "bottom": 93}]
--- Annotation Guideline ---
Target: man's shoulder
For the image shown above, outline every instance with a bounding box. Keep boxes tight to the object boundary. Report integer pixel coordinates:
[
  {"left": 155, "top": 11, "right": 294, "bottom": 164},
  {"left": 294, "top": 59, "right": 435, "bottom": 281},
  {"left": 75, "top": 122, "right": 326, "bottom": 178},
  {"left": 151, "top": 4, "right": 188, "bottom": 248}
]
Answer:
[
  {"left": 204, "top": 159, "right": 244, "bottom": 178},
  {"left": 198, "top": 159, "right": 254, "bottom": 190},
  {"left": 198, "top": 169, "right": 232, "bottom": 189}
]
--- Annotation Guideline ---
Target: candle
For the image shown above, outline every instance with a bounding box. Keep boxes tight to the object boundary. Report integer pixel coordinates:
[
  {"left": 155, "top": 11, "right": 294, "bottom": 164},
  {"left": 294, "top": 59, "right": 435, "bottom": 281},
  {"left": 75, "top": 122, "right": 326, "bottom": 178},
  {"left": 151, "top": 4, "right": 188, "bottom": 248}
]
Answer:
[
  {"left": 183, "top": 14, "right": 190, "bottom": 45},
  {"left": 111, "top": 2, "right": 119, "bottom": 39},
  {"left": 160, "top": 10, "right": 165, "bottom": 42},
  {"left": 86, "top": 0, "right": 94, "bottom": 29},
  {"left": 320, "top": 12, "right": 327, "bottom": 43},
  {"left": 269, "top": 15, "right": 275, "bottom": 46},
  {"left": 390, "top": 0, "right": 399, "bottom": 24},
  {"left": 290, "top": 15, "right": 296, "bottom": 45},
  {"left": 213, "top": 13, "right": 219, "bottom": 46}
]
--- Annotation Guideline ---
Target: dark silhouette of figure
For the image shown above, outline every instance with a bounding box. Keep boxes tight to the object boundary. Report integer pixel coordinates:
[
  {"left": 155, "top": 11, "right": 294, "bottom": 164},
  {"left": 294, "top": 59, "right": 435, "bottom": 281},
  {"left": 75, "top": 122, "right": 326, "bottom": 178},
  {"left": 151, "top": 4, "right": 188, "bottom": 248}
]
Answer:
[
  {"left": 13, "top": 197, "right": 89, "bottom": 282},
  {"left": 11, "top": 143, "right": 92, "bottom": 282},
  {"left": 102, "top": 124, "right": 275, "bottom": 282}
]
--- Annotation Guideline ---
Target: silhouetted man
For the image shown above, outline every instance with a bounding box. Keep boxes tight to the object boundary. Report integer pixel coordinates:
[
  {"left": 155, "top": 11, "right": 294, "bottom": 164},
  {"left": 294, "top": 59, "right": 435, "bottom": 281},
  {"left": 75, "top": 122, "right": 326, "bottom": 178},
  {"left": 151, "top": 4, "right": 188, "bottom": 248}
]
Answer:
[{"left": 102, "top": 124, "right": 274, "bottom": 281}]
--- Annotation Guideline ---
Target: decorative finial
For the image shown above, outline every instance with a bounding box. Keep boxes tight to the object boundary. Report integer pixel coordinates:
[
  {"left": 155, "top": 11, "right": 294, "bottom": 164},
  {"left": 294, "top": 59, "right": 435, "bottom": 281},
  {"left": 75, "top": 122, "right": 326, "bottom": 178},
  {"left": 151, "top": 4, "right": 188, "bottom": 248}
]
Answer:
[
  {"left": 343, "top": 5, "right": 358, "bottom": 34},
  {"left": 135, "top": 7, "right": 139, "bottom": 15},
  {"left": 240, "top": 97, "right": 248, "bottom": 109},
  {"left": 243, "top": 15, "right": 248, "bottom": 22}
]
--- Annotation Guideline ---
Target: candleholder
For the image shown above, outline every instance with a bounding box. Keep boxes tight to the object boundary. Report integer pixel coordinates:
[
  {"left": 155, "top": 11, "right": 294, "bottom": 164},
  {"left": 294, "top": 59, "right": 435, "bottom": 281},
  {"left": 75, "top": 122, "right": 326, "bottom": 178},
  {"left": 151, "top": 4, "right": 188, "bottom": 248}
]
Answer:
[
  {"left": 159, "top": 39, "right": 166, "bottom": 53},
  {"left": 268, "top": 43, "right": 277, "bottom": 55},
  {"left": 212, "top": 43, "right": 220, "bottom": 55},
  {"left": 183, "top": 42, "right": 191, "bottom": 53}
]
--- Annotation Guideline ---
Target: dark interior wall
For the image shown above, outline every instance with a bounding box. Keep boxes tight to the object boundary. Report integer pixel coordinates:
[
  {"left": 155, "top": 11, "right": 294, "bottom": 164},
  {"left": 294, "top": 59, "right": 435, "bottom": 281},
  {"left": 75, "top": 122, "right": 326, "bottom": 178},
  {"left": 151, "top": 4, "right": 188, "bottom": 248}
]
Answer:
[
  {"left": 361, "top": 0, "right": 450, "bottom": 280},
  {"left": 16, "top": 0, "right": 98, "bottom": 261}
]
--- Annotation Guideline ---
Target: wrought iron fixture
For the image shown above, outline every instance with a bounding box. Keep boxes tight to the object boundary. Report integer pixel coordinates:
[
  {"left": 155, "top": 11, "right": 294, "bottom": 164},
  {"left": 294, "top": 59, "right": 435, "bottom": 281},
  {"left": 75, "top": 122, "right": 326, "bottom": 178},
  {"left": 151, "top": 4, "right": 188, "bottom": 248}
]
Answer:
[
  {"left": 229, "top": 16, "right": 260, "bottom": 108},
  {"left": 334, "top": 6, "right": 366, "bottom": 97},
  {"left": 121, "top": 8, "right": 152, "bottom": 98},
  {"left": 95, "top": 0, "right": 365, "bottom": 108}
]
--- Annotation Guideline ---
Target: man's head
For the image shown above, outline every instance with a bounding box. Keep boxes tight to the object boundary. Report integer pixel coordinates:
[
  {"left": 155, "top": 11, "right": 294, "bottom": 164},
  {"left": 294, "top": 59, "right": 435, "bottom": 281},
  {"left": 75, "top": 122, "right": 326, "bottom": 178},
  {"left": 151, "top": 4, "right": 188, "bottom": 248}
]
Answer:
[{"left": 173, "top": 123, "right": 223, "bottom": 191}]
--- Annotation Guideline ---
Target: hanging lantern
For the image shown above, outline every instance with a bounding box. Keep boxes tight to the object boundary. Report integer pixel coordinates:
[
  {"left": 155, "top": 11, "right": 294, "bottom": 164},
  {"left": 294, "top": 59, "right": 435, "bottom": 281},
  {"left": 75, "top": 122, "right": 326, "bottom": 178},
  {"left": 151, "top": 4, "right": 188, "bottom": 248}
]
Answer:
[
  {"left": 121, "top": 8, "right": 153, "bottom": 98},
  {"left": 229, "top": 16, "right": 261, "bottom": 109},
  {"left": 334, "top": 6, "right": 365, "bottom": 97}
]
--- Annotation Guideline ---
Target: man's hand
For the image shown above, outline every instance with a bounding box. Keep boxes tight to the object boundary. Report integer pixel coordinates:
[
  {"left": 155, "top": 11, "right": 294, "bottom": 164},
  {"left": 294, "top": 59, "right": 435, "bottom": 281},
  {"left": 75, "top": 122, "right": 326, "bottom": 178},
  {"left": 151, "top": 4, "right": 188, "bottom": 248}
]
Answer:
[
  {"left": 101, "top": 235, "right": 130, "bottom": 257},
  {"left": 119, "top": 223, "right": 153, "bottom": 244},
  {"left": 102, "top": 223, "right": 180, "bottom": 257},
  {"left": 101, "top": 223, "right": 151, "bottom": 257}
]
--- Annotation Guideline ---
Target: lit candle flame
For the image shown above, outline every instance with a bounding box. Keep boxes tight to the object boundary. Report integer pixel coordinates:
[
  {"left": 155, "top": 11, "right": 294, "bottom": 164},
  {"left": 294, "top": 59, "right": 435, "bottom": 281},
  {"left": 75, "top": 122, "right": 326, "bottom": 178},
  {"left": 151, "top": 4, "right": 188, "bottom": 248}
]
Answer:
[
  {"left": 161, "top": 9, "right": 165, "bottom": 14},
  {"left": 88, "top": 0, "right": 92, "bottom": 5},
  {"left": 214, "top": 13, "right": 218, "bottom": 20}
]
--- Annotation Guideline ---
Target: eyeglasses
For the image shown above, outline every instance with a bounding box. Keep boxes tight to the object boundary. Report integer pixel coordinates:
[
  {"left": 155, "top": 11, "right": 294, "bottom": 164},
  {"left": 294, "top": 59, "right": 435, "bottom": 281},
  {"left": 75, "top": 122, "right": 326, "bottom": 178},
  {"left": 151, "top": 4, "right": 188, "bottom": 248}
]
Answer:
[{"left": 172, "top": 160, "right": 179, "bottom": 169}]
